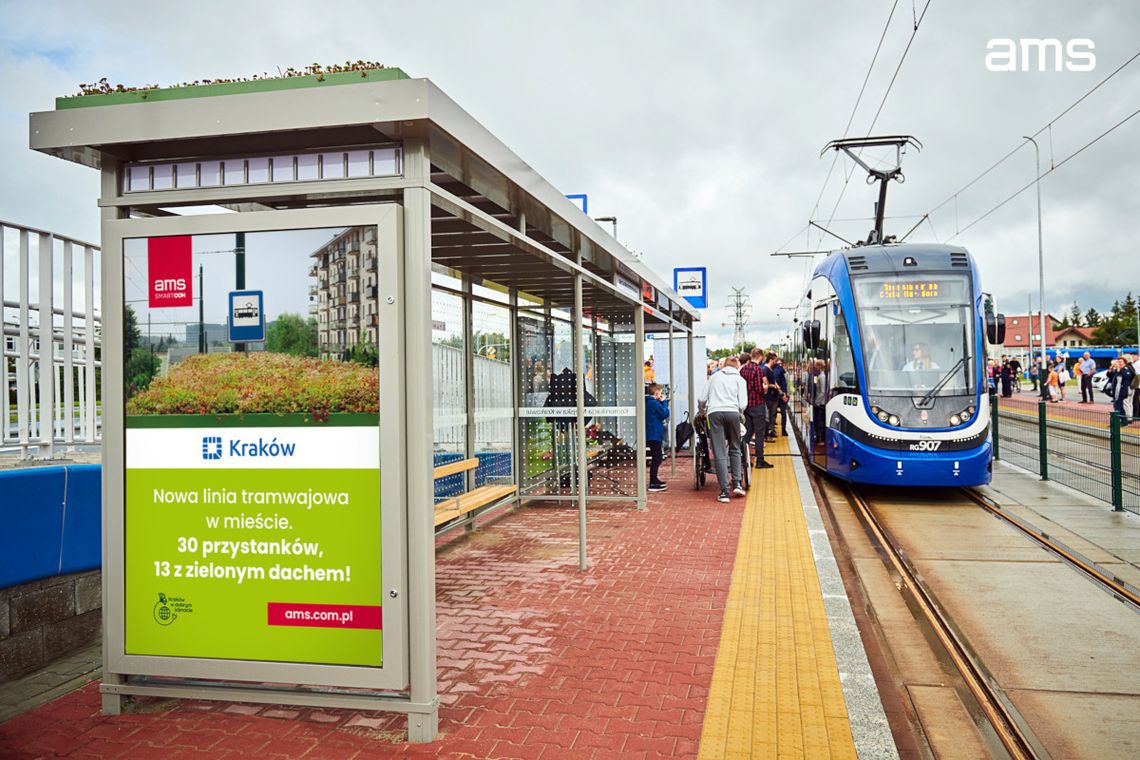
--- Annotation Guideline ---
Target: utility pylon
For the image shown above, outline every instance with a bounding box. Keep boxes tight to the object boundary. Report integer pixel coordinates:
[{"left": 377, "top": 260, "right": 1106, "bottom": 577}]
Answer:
[{"left": 725, "top": 288, "right": 752, "bottom": 351}]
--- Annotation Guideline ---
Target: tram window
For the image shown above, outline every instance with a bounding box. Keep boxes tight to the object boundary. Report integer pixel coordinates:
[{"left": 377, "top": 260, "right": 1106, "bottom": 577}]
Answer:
[{"left": 830, "top": 307, "right": 858, "bottom": 395}]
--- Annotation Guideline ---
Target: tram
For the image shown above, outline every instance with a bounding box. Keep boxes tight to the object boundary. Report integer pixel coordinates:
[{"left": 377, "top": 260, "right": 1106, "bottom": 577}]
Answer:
[{"left": 789, "top": 243, "right": 1004, "bottom": 486}]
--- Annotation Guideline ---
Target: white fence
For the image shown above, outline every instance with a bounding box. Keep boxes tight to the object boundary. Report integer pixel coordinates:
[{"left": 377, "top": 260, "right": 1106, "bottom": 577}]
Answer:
[{"left": 2, "top": 222, "right": 102, "bottom": 459}]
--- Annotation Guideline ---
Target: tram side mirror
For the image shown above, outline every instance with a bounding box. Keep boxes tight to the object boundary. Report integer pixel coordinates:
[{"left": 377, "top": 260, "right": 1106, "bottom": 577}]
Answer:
[
  {"left": 986, "top": 313, "right": 1006, "bottom": 345},
  {"left": 810, "top": 319, "right": 821, "bottom": 349}
]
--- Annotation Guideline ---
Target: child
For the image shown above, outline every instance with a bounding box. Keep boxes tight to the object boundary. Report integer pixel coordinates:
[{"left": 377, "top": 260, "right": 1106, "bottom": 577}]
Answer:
[{"left": 645, "top": 383, "right": 669, "bottom": 492}]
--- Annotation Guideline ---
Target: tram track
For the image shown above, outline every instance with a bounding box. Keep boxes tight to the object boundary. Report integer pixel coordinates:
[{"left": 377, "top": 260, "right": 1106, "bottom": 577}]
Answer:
[
  {"left": 827, "top": 483, "right": 1044, "bottom": 760},
  {"left": 961, "top": 488, "right": 1140, "bottom": 611}
]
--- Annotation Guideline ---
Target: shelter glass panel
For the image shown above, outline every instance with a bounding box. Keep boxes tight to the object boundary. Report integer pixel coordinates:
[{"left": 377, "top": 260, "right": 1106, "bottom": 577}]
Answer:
[
  {"left": 472, "top": 300, "right": 513, "bottom": 486},
  {"left": 431, "top": 290, "right": 467, "bottom": 502},
  {"left": 589, "top": 311, "right": 638, "bottom": 497}
]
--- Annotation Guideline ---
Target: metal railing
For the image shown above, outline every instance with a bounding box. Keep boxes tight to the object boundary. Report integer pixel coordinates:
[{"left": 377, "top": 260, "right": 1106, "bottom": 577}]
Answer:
[
  {"left": 992, "top": 393, "right": 1139, "bottom": 514},
  {"left": 2, "top": 221, "right": 102, "bottom": 459}
]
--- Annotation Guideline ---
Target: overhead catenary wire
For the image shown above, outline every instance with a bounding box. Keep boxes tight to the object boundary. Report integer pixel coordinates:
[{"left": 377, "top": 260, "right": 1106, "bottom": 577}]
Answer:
[
  {"left": 822, "top": 0, "right": 934, "bottom": 236},
  {"left": 946, "top": 105, "right": 1140, "bottom": 241},
  {"left": 791, "top": 0, "right": 900, "bottom": 253},
  {"left": 923, "top": 48, "right": 1140, "bottom": 219}
]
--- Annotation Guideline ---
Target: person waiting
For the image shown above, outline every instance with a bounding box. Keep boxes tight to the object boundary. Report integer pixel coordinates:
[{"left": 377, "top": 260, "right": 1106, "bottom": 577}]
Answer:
[
  {"left": 645, "top": 383, "right": 669, "bottom": 493},
  {"left": 702, "top": 355, "right": 747, "bottom": 503}
]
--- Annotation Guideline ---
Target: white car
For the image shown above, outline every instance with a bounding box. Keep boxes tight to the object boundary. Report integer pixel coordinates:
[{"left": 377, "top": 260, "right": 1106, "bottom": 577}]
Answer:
[{"left": 1092, "top": 369, "right": 1110, "bottom": 395}]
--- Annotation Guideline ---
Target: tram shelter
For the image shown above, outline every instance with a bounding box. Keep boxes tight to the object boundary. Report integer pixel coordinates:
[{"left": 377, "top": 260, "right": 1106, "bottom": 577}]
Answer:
[{"left": 29, "top": 68, "right": 699, "bottom": 741}]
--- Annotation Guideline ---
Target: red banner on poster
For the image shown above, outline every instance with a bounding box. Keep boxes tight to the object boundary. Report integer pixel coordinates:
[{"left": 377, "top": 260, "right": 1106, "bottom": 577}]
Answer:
[{"left": 148, "top": 236, "right": 193, "bottom": 308}]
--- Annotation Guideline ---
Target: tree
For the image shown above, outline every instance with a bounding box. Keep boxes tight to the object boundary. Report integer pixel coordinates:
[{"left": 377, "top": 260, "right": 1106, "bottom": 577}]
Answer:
[
  {"left": 347, "top": 329, "right": 379, "bottom": 367},
  {"left": 125, "top": 351, "right": 160, "bottom": 392},
  {"left": 1085, "top": 307, "right": 1101, "bottom": 327},
  {"left": 124, "top": 305, "right": 142, "bottom": 362},
  {"left": 265, "top": 313, "right": 318, "bottom": 357},
  {"left": 1067, "top": 303, "right": 1083, "bottom": 327},
  {"left": 708, "top": 341, "right": 756, "bottom": 360}
]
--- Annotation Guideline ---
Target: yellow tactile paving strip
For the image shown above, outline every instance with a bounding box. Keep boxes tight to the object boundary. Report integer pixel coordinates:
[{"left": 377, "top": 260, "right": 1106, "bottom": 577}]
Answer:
[{"left": 698, "top": 437, "right": 858, "bottom": 759}]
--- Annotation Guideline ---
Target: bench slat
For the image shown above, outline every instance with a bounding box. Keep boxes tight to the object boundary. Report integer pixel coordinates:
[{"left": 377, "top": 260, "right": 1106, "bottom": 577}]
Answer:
[
  {"left": 434, "top": 483, "right": 518, "bottom": 527},
  {"left": 433, "top": 457, "right": 480, "bottom": 479}
]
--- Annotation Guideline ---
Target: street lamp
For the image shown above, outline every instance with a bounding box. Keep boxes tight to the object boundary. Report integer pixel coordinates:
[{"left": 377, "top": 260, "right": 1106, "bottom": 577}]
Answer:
[
  {"left": 594, "top": 216, "right": 618, "bottom": 242},
  {"left": 1023, "top": 135, "right": 1047, "bottom": 386}
]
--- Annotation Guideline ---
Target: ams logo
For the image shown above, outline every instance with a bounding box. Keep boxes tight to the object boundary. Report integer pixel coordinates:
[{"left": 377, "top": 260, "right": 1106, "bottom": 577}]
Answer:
[{"left": 986, "top": 39, "right": 1095, "bottom": 72}]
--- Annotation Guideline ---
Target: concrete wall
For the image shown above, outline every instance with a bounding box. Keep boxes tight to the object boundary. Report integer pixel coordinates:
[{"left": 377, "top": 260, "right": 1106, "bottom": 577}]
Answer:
[{"left": 0, "top": 465, "right": 102, "bottom": 681}]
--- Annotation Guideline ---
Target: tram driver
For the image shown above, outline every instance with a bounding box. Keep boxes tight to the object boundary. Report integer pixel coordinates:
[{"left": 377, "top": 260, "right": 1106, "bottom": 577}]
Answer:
[{"left": 901, "top": 342, "right": 940, "bottom": 372}]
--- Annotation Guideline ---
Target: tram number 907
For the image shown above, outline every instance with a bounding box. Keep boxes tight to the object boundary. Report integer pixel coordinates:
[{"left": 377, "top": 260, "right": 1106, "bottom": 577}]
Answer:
[{"left": 909, "top": 440, "right": 943, "bottom": 452}]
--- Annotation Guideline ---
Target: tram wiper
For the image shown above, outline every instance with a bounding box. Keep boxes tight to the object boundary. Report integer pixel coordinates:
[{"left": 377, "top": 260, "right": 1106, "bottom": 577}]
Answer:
[{"left": 918, "top": 355, "right": 966, "bottom": 407}]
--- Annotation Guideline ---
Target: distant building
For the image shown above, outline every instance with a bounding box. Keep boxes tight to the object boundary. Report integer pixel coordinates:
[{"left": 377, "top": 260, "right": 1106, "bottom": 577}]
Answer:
[
  {"left": 1053, "top": 325, "right": 1095, "bottom": 348},
  {"left": 184, "top": 323, "right": 229, "bottom": 347},
  {"left": 309, "top": 227, "right": 378, "bottom": 358},
  {"left": 1000, "top": 314, "right": 1057, "bottom": 350}
]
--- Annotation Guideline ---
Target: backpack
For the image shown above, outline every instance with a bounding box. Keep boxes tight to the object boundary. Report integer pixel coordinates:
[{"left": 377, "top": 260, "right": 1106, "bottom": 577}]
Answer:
[{"left": 675, "top": 412, "right": 693, "bottom": 451}]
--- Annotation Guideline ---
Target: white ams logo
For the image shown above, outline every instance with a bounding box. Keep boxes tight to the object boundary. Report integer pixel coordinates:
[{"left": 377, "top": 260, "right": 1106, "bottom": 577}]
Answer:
[{"left": 986, "top": 39, "right": 1096, "bottom": 72}]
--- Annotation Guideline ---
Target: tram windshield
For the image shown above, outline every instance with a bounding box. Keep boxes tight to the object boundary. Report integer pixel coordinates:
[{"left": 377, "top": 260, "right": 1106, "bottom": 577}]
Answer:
[{"left": 852, "top": 274, "right": 976, "bottom": 397}]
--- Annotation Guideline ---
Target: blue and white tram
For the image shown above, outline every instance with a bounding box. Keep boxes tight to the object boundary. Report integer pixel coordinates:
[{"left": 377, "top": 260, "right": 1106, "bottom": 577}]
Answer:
[{"left": 789, "top": 243, "right": 1002, "bottom": 487}]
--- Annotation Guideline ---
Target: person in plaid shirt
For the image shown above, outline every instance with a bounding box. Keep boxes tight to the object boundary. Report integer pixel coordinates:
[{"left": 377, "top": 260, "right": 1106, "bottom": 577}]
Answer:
[{"left": 739, "top": 347, "right": 775, "bottom": 469}]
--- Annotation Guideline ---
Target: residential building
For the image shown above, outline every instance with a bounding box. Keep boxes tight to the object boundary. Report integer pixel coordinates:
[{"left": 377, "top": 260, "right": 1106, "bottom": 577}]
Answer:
[
  {"left": 1052, "top": 325, "right": 1095, "bottom": 348},
  {"left": 310, "top": 226, "right": 379, "bottom": 358}
]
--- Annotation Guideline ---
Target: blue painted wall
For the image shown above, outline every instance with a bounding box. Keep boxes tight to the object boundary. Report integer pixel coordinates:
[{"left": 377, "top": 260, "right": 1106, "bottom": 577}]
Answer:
[{"left": 0, "top": 465, "right": 101, "bottom": 588}]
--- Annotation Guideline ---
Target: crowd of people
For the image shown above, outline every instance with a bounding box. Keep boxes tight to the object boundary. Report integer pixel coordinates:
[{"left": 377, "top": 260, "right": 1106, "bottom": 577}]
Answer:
[{"left": 989, "top": 350, "right": 1140, "bottom": 417}]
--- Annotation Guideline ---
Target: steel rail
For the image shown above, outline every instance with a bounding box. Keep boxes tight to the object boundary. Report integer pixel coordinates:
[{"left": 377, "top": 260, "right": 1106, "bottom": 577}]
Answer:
[
  {"left": 962, "top": 488, "right": 1140, "bottom": 610},
  {"left": 836, "top": 485, "right": 1040, "bottom": 760}
]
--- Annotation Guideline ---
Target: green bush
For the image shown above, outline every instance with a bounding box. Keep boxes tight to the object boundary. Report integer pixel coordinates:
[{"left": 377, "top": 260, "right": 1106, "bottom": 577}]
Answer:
[{"left": 126, "top": 352, "right": 378, "bottom": 416}]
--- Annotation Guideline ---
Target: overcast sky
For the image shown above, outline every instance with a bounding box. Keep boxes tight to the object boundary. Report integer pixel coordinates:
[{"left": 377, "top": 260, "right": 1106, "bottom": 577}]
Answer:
[{"left": 2, "top": 0, "right": 1137, "bottom": 348}]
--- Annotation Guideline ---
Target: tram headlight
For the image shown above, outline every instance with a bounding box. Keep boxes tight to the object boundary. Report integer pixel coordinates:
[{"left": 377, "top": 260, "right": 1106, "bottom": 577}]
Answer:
[
  {"left": 967, "top": 406, "right": 975, "bottom": 417},
  {"left": 888, "top": 415, "right": 900, "bottom": 426},
  {"left": 877, "top": 411, "right": 889, "bottom": 422},
  {"left": 949, "top": 414, "right": 962, "bottom": 426}
]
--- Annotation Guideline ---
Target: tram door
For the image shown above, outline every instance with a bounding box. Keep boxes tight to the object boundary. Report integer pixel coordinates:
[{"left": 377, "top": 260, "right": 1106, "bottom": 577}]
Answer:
[{"left": 811, "top": 302, "right": 830, "bottom": 469}]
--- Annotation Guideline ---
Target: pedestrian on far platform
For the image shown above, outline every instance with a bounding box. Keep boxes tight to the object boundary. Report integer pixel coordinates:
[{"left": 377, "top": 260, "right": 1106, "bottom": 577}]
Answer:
[
  {"left": 1129, "top": 352, "right": 1140, "bottom": 419},
  {"left": 1056, "top": 356, "right": 1070, "bottom": 401},
  {"left": 1029, "top": 359, "right": 1039, "bottom": 391},
  {"left": 1000, "top": 359, "right": 1013, "bottom": 398},
  {"left": 1110, "top": 357, "right": 1136, "bottom": 418},
  {"left": 1078, "top": 351, "right": 1096, "bottom": 403},
  {"left": 1039, "top": 357, "right": 1051, "bottom": 401},
  {"left": 1046, "top": 362, "right": 1060, "bottom": 402}
]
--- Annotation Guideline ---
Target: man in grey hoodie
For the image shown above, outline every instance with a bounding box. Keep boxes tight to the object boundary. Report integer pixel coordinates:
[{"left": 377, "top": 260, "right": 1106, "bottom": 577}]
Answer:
[{"left": 702, "top": 355, "right": 748, "bottom": 503}]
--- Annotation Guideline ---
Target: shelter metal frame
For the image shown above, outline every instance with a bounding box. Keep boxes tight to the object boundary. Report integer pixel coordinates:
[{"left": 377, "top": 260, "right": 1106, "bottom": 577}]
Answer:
[{"left": 31, "top": 73, "right": 699, "bottom": 741}]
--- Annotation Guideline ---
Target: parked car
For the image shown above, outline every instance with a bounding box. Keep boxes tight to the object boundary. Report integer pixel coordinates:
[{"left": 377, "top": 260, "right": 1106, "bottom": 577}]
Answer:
[{"left": 1092, "top": 369, "right": 1110, "bottom": 395}]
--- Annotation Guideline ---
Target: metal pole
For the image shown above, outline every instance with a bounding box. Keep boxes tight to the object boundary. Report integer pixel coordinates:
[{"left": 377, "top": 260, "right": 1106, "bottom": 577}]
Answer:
[
  {"left": 669, "top": 320, "right": 676, "bottom": 477},
  {"left": 1110, "top": 412, "right": 1124, "bottom": 511},
  {"left": 990, "top": 394, "right": 1000, "bottom": 460},
  {"left": 198, "top": 265, "right": 205, "bottom": 354},
  {"left": 634, "top": 306, "right": 647, "bottom": 510},
  {"left": 573, "top": 272, "right": 587, "bottom": 570},
  {"left": 235, "top": 232, "right": 246, "bottom": 353},
  {"left": 687, "top": 330, "right": 696, "bottom": 436},
  {"left": 1024, "top": 136, "right": 1046, "bottom": 374},
  {"left": 1037, "top": 399, "right": 1049, "bottom": 480}
]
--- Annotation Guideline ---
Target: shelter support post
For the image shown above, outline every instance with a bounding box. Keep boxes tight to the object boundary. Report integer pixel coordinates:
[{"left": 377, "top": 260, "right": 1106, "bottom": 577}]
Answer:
[
  {"left": 100, "top": 161, "right": 126, "bottom": 716},
  {"left": 403, "top": 179, "right": 439, "bottom": 742},
  {"left": 509, "top": 287, "right": 521, "bottom": 507},
  {"left": 669, "top": 321, "right": 676, "bottom": 477},
  {"left": 687, "top": 329, "right": 696, "bottom": 443},
  {"left": 634, "top": 307, "right": 647, "bottom": 510},
  {"left": 462, "top": 277, "right": 476, "bottom": 496},
  {"left": 574, "top": 272, "right": 587, "bottom": 570}
]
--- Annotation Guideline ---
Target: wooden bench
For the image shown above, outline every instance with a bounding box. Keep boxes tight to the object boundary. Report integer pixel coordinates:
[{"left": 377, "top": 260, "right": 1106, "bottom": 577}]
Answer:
[{"left": 432, "top": 457, "right": 518, "bottom": 528}]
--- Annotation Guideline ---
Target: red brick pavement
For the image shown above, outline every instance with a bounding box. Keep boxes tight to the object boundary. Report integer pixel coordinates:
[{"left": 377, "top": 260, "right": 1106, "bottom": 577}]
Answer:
[{"left": 0, "top": 464, "right": 743, "bottom": 759}]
